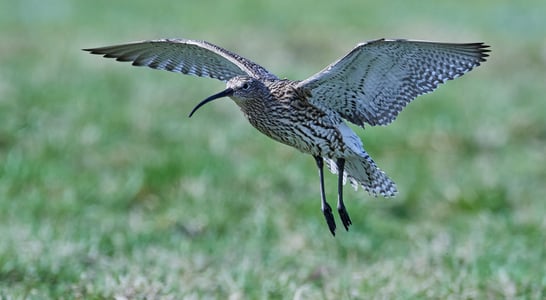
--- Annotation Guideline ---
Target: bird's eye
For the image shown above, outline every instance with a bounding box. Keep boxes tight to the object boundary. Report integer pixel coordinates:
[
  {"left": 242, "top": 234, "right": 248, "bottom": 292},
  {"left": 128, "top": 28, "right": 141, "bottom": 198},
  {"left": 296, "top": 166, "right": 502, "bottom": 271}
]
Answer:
[{"left": 242, "top": 83, "right": 250, "bottom": 90}]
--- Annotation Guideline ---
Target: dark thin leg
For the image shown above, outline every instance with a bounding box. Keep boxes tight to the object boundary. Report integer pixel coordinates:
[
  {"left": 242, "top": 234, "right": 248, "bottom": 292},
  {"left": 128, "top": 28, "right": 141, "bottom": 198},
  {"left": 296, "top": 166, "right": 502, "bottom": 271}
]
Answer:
[
  {"left": 314, "top": 156, "right": 336, "bottom": 236},
  {"left": 336, "top": 158, "right": 352, "bottom": 231}
]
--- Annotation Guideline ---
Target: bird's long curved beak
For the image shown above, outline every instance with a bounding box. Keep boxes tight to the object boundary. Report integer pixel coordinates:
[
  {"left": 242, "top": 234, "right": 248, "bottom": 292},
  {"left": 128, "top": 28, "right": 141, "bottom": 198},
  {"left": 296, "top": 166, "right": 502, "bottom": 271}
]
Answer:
[{"left": 188, "top": 88, "right": 234, "bottom": 117}]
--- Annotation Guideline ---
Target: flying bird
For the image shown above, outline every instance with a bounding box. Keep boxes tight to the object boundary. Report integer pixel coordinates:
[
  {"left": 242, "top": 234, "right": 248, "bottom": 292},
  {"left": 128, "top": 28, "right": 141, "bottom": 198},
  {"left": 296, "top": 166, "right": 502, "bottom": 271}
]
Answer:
[{"left": 84, "top": 38, "right": 490, "bottom": 235}]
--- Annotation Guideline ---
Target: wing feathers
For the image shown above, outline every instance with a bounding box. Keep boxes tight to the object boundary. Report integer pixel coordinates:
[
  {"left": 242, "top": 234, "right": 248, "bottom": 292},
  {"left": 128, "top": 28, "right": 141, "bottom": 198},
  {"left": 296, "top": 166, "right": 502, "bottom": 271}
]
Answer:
[
  {"left": 299, "top": 39, "right": 490, "bottom": 126},
  {"left": 84, "top": 39, "right": 277, "bottom": 82},
  {"left": 86, "top": 38, "right": 489, "bottom": 126}
]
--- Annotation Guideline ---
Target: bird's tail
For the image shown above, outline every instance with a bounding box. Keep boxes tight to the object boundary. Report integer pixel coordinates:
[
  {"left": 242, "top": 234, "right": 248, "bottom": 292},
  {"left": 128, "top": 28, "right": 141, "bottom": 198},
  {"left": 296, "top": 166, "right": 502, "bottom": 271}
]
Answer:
[{"left": 324, "top": 153, "right": 397, "bottom": 197}]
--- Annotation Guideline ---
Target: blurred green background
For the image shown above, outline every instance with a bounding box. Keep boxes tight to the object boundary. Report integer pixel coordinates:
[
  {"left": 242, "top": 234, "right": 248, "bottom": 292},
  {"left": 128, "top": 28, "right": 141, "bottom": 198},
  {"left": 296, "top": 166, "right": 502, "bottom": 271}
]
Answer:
[{"left": 1, "top": 0, "right": 545, "bottom": 298}]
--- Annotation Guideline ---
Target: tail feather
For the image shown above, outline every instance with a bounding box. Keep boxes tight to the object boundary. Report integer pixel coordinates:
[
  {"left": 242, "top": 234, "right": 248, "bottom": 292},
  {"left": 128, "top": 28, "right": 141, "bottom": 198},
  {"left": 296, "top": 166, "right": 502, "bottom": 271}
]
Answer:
[{"left": 324, "top": 154, "right": 397, "bottom": 197}]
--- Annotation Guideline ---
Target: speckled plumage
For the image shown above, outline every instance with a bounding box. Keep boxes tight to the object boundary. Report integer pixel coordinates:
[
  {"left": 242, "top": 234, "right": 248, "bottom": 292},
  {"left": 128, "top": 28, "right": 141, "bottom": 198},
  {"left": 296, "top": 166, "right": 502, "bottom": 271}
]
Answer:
[{"left": 84, "top": 38, "right": 490, "bottom": 235}]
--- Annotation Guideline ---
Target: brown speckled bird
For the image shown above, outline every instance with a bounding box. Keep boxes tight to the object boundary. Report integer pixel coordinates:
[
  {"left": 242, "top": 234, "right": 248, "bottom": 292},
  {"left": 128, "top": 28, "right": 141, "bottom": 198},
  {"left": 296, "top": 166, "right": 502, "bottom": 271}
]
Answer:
[{"left": 84, "top": 38, "right": 490, "bottom": 235}]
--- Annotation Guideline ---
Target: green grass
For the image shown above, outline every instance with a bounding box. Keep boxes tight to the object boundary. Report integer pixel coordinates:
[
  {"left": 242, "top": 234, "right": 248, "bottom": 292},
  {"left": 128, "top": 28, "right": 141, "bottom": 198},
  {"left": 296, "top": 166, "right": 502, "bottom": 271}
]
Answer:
[{"left": 1, "top": 0, "right": 545, "bottom": 298}]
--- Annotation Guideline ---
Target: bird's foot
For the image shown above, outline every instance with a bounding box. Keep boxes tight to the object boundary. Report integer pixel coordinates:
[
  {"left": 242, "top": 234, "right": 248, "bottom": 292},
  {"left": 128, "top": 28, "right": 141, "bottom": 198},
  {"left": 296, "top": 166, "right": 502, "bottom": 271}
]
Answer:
[
  {"left": 338, "top": 205, "right": 352, "bottom": 231},
  {"left": 323, "top": 202, "right": 336, "bottom": 236}
]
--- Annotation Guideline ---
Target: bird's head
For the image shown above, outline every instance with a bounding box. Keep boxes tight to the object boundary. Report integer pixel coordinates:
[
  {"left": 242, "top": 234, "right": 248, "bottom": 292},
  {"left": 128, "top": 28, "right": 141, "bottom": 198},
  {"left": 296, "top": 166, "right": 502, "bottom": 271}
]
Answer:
[{"left": 188, "top": 76, "right": 268, "bottom": 117}]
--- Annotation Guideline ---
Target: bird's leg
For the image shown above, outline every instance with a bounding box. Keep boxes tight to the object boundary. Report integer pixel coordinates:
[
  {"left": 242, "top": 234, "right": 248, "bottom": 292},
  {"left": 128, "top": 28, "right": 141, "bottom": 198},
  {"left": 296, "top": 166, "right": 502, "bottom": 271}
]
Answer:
[
  {"left": 336, "top": 158, "right": 352, "bottom": 231},
  {"left": 314, "top": 156, "right": 336, "bottom": 236}
]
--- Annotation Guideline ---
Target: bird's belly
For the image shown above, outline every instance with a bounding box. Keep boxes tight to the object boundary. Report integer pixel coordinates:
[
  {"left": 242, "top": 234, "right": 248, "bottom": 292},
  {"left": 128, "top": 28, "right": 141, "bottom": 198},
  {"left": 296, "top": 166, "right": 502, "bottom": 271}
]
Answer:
[{"left": 250, "top": 117, "right": 352, "bottom": 158}]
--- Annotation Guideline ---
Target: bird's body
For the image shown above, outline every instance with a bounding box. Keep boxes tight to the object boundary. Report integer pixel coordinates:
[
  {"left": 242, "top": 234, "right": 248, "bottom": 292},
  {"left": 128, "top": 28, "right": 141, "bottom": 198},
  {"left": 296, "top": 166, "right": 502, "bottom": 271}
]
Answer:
[
  {"left": 85, "top": 38, "right": 489, "bottom": 235},
  {"left": 236, "top": 78, "right": 346, "bottom": 158},
  {"left": 223, "top": 76, "right": 396, "bottom": 196}
]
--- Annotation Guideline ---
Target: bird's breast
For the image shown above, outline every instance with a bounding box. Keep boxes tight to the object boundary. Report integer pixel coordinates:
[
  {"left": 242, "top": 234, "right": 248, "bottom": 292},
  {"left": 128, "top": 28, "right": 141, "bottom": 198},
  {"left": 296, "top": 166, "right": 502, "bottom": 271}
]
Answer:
[{"left": 243, "top": 97, "right": 357, "bottom": 158}]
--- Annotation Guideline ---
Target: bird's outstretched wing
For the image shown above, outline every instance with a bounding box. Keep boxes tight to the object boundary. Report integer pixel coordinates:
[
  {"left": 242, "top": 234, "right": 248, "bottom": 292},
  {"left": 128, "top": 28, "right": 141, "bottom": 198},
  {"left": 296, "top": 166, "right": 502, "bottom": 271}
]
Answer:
[
  {"left": 84, "top": 39, "right": 278, "bottom": 81},
  {"left": 298, "top": 39, "right": 490, "bottom": 126}
]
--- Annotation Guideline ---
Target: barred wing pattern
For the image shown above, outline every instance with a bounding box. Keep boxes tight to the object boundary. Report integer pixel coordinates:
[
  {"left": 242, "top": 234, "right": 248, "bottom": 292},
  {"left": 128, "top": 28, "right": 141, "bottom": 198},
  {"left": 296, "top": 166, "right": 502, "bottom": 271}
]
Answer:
[
  {"left": 84, "top": 39, "right": 278, "bottom": 82},
  {"left": 298, "top": 39, "right": 490, "bottom": 126}
]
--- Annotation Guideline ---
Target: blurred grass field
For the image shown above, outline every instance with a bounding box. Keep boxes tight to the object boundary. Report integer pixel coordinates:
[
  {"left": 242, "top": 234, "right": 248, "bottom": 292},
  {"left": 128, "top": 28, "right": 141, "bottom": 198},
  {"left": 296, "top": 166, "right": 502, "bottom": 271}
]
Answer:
[{"left": 1, "top": 0, "right": 545, "bottom": 298}]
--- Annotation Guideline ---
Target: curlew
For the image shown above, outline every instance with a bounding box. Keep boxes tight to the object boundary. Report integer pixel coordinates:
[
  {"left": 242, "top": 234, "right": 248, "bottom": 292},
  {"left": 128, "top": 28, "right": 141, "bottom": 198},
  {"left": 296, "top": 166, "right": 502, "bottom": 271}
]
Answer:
[{"left": 84, "top": 38, "right": 490, "bottom": 235}]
